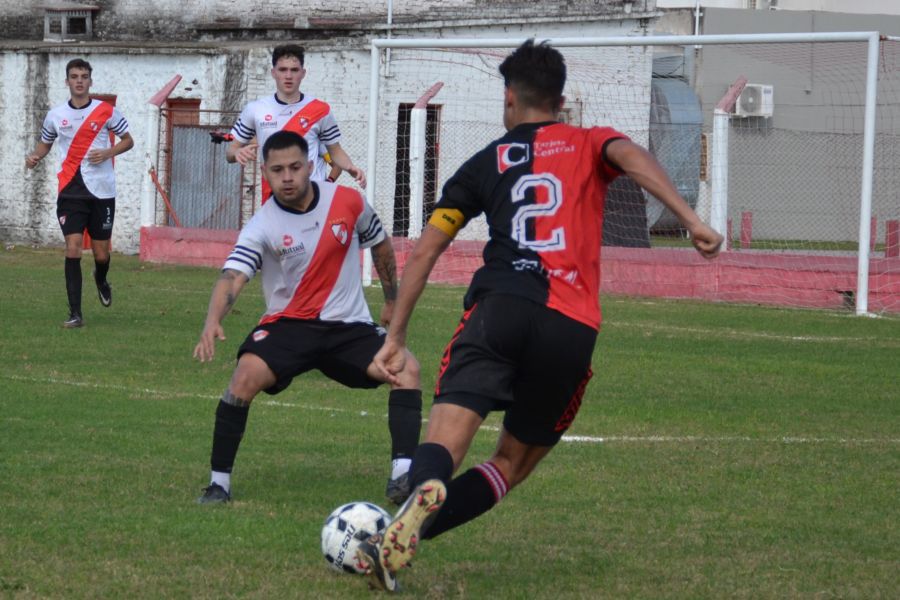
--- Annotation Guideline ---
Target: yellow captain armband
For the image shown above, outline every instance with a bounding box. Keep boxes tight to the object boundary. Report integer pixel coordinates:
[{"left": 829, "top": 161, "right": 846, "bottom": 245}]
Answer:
[{"left": 428, "top": 208, "right": 466, "bottom": 237}]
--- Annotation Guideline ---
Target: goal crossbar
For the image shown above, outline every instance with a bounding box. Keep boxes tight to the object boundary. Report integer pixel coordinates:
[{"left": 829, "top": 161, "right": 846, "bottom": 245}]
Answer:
[{"left": 365, "top": 32, "right": 882, "bottom": 315}]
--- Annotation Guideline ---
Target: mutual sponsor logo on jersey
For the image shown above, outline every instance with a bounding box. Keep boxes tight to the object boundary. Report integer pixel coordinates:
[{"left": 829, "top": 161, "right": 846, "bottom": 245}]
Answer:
[
  {"left": 260, "top": 114, "right": 277, "bottom": 128},
  {"left": 497, "top": 143, "right": 530, "bottom": 173},
  {"left": 279, "top": 240, "right": 306, "bottom": 258},
  {"left": 283, "top": 234, "right": 293, "bottom": 247},
  {"left": 331, "top": 221, "right": 349, "bottom": 246},
  {"left": 252, "top": 329, "right": 269, "bottom": 342},
  {"left": 62, "top": 119, "right": 69, "bottom": 126}
]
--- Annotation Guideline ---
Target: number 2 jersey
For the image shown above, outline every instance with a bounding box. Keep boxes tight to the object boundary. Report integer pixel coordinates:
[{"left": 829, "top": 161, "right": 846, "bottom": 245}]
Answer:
[
  {"left": 41, "top": 99, "right": 129, "bottom": 199},
  {"left": 223, "top": 181, "right": 386, "bottom": 325},
  {"left": 429, "top": 121, "right": 629, "bottom": 330}
]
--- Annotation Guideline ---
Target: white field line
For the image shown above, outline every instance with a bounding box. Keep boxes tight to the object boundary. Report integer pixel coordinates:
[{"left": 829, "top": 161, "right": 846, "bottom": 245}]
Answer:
[
  {"left": 4, "top": 373, "right": 898, "bottom": 446},
  {"left": 605, "top": 320, "right": 898, "bottom": 346}
]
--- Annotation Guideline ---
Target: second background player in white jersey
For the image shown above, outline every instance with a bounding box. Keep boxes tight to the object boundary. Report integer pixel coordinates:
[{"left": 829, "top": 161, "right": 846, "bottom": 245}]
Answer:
[{"left": 226, "top": 44, "right": 365, "bottom": 202}]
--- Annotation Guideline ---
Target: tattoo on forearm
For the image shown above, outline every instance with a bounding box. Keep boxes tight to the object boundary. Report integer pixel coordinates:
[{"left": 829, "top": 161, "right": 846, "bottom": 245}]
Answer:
[
  {"left": 218, "top": 270, "right": 239, "bottom": 308},
  {"left": 373, "top": 249, "right": 398, "bottom": 302}
]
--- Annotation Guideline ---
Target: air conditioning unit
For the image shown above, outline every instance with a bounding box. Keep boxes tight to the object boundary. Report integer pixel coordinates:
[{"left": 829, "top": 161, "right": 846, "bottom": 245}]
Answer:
[{"left": 735, "top": 83, "right": 774, "bottom": 117}]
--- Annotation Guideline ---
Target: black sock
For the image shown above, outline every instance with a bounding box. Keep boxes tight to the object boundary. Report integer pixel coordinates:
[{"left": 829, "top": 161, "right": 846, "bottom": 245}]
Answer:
[
  {"left": 422, "top": 463, "right": 506, "bottom": 540},
  {"left": 210, "top": 400, "right": 250, "bottom": 473},
  {"left": 388, "top": 389, "right": 422, "bottom": 460},
  {"left": 408, "top": 442, "right": 454, "bottom": 488},
  {"left": 94, "top": 257, "right": 110, "bottom": 283},
  {"left": 64, "top": 257, "right": 82, "bottom": 314}
]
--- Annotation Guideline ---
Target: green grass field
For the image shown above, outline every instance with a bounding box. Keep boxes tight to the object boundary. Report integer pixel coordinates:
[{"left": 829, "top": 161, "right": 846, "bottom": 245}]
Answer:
[{"left": 1, "top": 247, "right": 898, "bottom": 599}]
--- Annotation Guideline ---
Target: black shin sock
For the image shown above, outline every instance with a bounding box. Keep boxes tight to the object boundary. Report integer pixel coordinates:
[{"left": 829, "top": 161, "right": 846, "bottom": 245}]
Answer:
[
  {"left": 210, "top": 400, "right": 250, "bottom": 473},
  {"left": 64, "top": 257, "right": 82, "bottom": 314},
  {"left": 423, "top": 463, "right": 507, "bottom": 540},
  {"left": 94, "top": 257, "right": 110, "bottom": 283},
  {"left": 408, "top": 442, "right": 454, "bottom": 488},
  {"left": 387, "top": 389, "right": 422, "bottom": 460}
]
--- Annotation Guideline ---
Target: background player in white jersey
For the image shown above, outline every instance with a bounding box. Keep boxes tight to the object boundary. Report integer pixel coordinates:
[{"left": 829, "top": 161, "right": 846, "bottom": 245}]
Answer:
[
  {"left": 193, "top": 131, "right": 421, "bottom": 506},
  {"left": 25, "top": 58, "right": 133, "bottom": 328},
  {"left": 225, "top": 44, "right": 365, "bottom": 202}
]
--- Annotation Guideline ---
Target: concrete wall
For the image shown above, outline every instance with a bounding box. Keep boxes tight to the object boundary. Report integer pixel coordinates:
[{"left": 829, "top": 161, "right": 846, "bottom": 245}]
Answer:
[
  {"left": 1, "top": 0, "right": 656, "bottom": 41},
  {"left": 1, "top": 11, "right": 651, "bottom": 254}
]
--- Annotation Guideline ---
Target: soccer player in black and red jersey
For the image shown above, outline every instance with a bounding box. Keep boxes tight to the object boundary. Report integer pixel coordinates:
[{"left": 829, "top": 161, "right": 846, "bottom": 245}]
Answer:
[{"left": 355, "top": 40, "right": 724, "bottom": 592}]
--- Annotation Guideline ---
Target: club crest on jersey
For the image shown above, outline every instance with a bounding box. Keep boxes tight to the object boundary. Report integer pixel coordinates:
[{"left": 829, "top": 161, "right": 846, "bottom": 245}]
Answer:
[
  {"left": 331, "top": 221, "right": 349, "bottom": 246},
  {"left": 90, "top": 122, "right": 99, "bottom": 132},
  {"left": 497, "top": 143, "right": 530, "bottom": 173},
  {"left": 299, "top": 117, "right": 309, "bottom": 129},
  {"left": 252, "top": 329, "right": 269, "bottom": 342},
  {"left": 59, "top": 215, "right": 67, "bottom": 225}
]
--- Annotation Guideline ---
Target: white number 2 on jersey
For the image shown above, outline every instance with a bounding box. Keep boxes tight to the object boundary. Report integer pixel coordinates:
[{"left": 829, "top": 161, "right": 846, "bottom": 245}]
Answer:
[{"left": 510, "top": 173, "right": 566, "bottom": 251}]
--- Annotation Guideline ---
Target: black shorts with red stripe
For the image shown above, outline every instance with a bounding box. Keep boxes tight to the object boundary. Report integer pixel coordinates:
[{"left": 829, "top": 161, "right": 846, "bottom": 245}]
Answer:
[
  {"left": 434, "top": 293, "right": 596, "bottom": 446},
  {"left": 237, "top": 318, "right": 386, "bottom": 394}
]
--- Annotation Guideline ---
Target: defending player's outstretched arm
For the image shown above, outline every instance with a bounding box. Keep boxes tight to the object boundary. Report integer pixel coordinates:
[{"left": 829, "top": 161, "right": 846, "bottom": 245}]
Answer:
[
  {"left": 606, "top": 138, "right": 724, "bottom": 259},
  {"left": 193, "top": 269, "right": 250, "bottom": 363}
]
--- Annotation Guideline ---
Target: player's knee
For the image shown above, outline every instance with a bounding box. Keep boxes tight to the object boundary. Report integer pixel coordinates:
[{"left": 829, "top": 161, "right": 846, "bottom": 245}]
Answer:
[
  {"left": 397, "top": 351, "right": 421, "bottom": 388},
  {"left": 64, "top": 245, "right": 83, "bottom": 259},
  {"left": 228, "top": 371, "right": 265, "bottom": 403}
]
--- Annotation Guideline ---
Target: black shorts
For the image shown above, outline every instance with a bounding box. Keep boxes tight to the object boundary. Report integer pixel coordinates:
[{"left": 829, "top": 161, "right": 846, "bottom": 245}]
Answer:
[
  {"left": 237, "top": 319, "right": 386, "bottom": 395},
  {"left": 57, "top": 196, "right": 115, "bottom": 240},
  {"left": 434, "top": 294, "right": 597, "bottom": 446}
]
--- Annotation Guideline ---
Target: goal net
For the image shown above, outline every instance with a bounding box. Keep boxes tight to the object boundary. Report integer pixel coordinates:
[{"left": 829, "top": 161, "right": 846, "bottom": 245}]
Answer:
[{"left": 365, "top": 34, "right": 900, "bottom": 315}]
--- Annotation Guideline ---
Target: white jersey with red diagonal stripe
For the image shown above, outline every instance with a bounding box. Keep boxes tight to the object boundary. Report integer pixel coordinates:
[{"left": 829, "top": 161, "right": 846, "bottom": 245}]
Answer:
[
  {"left": 223, "top": 181, "right": 385, "bottom": 325},
  {"left": 41, "top": 99, "right": 129, "bottom": 198},
  {"left": 230, "top": 94, "right": 340, "bottom": 182}
]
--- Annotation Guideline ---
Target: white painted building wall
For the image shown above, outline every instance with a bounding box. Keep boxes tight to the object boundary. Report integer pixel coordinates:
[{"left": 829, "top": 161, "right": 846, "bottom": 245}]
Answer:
[{"left": 2, "top": 10, "right": 650, "bottom": 253}]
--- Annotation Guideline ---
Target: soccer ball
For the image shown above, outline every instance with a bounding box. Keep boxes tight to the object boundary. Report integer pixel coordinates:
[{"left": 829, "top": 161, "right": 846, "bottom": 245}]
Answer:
[{"left": 321, "top": 501, "right": 392, "bottom": 574}]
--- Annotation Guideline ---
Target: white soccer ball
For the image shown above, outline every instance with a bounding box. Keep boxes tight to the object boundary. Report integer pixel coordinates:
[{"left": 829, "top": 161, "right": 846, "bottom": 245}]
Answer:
[{"left": 321, "top": 501, "right": 392, "bottom": 574}]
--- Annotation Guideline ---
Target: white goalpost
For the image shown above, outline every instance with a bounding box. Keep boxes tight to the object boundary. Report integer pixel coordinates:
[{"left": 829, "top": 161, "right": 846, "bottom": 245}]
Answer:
[{"left": 363, "top": 32, "right": 898, "bottom": 316}]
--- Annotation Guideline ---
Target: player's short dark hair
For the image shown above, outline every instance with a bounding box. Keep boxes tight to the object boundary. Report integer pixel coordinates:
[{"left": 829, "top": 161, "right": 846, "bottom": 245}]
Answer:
[
  {"left": 498, "top": 39, "right": 566, "bottom": 112},
  {"left": 272, "top": 44, "right": 305, "bottom": 67},
  {"left": 65, "top": 58, "right": 92, "bottom": 77},
  {"left": 262, "top": 130, "right": 309, "bottom": 161}
]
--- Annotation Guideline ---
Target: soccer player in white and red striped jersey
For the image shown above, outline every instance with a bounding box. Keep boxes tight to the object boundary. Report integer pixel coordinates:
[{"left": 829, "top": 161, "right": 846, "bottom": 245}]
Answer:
[
  {"left": 193, "top": 131, "right": 421, "bottom": 506},
  {"left": 26, "top": 58, "right": 133, "bottom": 328},
  {"left": 225, "top": 44, "right": 365, "bottom": 203},
  {"left": 356, "top": 40, "right": 723, "bottom": 592}
]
